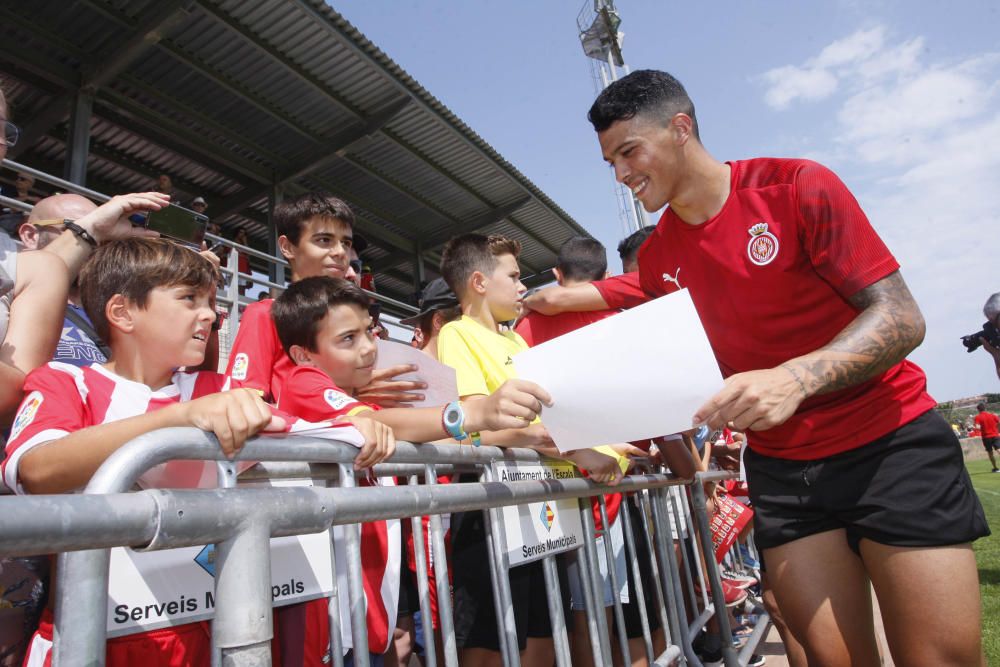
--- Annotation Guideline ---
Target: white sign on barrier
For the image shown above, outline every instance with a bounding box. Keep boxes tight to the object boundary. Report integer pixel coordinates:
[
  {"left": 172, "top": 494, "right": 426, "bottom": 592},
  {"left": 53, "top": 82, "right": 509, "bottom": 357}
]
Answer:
[
  {"left": 493, "top": 461, "right": 585, "bottom": 567},
  {"left": 106, "top": 530, "right": 333, "bottom": 637}
]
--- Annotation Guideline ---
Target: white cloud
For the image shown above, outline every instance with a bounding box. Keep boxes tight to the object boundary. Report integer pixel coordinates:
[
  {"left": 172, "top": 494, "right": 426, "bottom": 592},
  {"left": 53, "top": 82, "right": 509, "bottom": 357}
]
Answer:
[
  {"left": 759, "top": 27, "right": 886, "bottom": 109},
  {"left": 756, "top": 26, "right": 1000, "bottom": 400}
]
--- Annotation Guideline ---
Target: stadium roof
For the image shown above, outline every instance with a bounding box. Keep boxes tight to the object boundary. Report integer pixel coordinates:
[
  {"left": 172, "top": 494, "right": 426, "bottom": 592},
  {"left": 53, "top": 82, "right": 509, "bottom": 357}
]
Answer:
[{"left": 0, "top": 0, "right": 591, "bottom": 304}]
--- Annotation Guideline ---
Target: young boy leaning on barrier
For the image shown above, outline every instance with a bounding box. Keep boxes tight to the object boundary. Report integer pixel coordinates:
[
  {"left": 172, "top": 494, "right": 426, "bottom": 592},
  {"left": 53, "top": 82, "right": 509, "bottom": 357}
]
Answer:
[
  {"left": 1, "top": 237, "right": 288, "bottom": 666},
  {"left": 268, "top": 275, "right": 555, "bottom": 665},
  {"left": 435, "top": 232, "right": 644, "bottom": 667},
  {"left": 226, "top": 192, "right": 424, "bottom": 410}
]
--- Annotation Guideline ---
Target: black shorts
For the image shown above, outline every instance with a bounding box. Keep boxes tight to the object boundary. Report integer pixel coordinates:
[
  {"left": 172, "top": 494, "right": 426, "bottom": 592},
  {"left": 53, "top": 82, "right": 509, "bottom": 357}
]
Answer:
[
  {"left": 982, "top": 436, "right": 999, "bottom": 452},
  {"left": 451, "top": 509, "right": 569, "bottom": 651},
  {"left": 397, "top": 530, "right": 419, "bottom": 617},
  {"left": 746, "top": 409, "right": 990, "bottom": 554}
]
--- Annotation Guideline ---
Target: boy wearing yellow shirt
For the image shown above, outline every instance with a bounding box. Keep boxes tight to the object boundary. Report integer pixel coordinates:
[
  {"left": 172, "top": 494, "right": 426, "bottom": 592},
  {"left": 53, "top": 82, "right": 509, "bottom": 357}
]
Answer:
[{"left": 437, "top": 233, "right": 640, "bottom": 667}]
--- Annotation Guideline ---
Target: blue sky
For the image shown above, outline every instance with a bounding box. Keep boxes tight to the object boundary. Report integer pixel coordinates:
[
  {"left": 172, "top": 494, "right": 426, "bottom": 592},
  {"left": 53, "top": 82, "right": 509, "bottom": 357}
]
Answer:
[{"left": 334, "top": 1, "right": 1000, "bottom": 402}]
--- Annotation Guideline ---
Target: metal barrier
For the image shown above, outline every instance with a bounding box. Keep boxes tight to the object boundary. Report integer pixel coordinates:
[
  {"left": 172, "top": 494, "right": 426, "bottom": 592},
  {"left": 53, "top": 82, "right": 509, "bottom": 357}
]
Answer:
[{"left": 0, "top": 429, "right": 772, "bottom": 667}]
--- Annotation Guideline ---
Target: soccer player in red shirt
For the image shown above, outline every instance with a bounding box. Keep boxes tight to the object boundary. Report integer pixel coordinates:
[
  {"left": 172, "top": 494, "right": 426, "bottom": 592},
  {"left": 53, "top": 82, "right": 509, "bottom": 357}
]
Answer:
[
  {"left": 4, "top": 238, "right": 285, "bottom": 667},
  {"left": 973, "top": 402, "right": 1000, "bottom": 472},
  {"left": 589, "top": 69, "right": 988, "bottom": 666}
]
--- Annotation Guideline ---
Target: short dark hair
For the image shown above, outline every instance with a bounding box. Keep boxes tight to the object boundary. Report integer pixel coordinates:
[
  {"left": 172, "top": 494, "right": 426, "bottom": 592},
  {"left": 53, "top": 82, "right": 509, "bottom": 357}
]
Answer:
[
  {"left": 272, "top": 276, "right": 370, "bottom": 355},
  {"left": 588, "top": 70, "right": 699, "bottom": 139},
  {"left": 978, "top": 403, "right": 987, "bottom": 412},
  {"left": 79, "top": 238, "right": 218, "bottom": 342},
  {"left": 440, "top": 233, "right": 521, "bottom": 299},
  {"left": 557, "top": 237, "right": 607, "bottom": 282},
  {"left": 616, "top": 225, "right": 656, "bottom": 265},
  {"left": 275, "top": 192, "right": 355, "bottom": 245}
]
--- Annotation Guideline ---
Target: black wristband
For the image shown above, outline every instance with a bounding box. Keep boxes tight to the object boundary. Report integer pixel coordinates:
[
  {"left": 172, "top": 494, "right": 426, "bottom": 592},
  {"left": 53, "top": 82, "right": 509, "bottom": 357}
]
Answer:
[{"left": 62, "top": 220, "right": 98, "bottom": 248}]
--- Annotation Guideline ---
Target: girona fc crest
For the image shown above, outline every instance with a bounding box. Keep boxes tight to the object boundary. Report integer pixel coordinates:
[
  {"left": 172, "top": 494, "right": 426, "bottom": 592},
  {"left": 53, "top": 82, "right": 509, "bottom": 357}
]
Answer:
[{"left": 746, "top": 222, "right": 779, "bottom": 266}]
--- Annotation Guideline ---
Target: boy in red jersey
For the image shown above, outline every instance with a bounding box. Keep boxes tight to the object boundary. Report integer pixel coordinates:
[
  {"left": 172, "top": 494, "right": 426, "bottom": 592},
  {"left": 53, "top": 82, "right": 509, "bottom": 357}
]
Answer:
[
  {"left": 226, "top": 192, "right": 423, "bottom": 410},
  {"left": 269, "top": 276, "right": 554, "bottom": 666},
  {"left": 589, "top": 69, "right": 988, "bottom": 666},
  {"left": 973, "top": 402, "right": 999, "bottom": 472},
  {"left": 4, "top": 238, "right": 284, "bottom": 666}
]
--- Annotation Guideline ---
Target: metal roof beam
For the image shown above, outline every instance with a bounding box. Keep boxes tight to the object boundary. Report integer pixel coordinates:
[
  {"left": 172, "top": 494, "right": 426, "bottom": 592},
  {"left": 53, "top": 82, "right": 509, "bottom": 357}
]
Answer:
[
  {"left": 94, "top": 101, "right": 271, "bottom": 186},
  {"left": 421, "top": 197, "right": 532, "bottom": 248},
  {"left": 191, "top": 1, "right": 563, "bottom": 255},
  {"left": 282, "top": 96, "right": 413, "bottom": 183},
  {"left": 83, "top": 0, "right": 193, "bottom": 91}
]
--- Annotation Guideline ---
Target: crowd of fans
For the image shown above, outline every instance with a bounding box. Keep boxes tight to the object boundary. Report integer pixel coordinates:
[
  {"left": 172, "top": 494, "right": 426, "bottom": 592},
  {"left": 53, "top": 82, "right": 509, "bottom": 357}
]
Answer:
[{"left": 0, "top": 63, "right": 990, "bottom": 667}]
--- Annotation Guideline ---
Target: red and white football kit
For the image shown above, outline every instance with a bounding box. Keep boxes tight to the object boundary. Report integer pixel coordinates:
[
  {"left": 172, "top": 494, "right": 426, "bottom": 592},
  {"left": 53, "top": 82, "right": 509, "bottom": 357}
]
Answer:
[
  {"left": 5, "top": 363, "right": 232, "bottom": 667},
  {"left": 226, "top": 299, "right": 293, "bottom": 402},
  {"left": 638, "top": 158, "right": 935, "bottom": 460},
  {"left": 278, "top": 365, "right": 401, "bottom": 659}
]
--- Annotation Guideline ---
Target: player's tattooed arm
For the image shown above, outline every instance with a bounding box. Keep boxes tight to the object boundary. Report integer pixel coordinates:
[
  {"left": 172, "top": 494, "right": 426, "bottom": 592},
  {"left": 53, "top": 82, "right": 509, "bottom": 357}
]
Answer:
[
  {"left": 693, "top": 271, "right": 925, "bottom": 433},
  {"left": 786, "top": 270, "right": 926, "bottom": 397}
]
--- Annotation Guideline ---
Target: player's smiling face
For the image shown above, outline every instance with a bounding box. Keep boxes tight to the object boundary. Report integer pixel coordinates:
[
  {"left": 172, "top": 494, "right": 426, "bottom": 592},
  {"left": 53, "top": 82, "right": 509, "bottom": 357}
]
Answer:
[
  {"left": 599, "top": 113, "right": 686, "bottom": 212},
  {"left": 134, "top": 285, "right": 216, "bottom": 367}
]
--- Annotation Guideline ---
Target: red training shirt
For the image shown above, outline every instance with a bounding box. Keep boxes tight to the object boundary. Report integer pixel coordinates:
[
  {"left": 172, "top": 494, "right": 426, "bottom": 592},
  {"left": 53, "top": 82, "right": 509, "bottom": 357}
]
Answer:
[
  {"left": 975, "top": 411, "right": 999, "bottom": 439},
  {"left": 638, "top": 158, "right": 935, "bottom": 460},
  {"left": 226, "top": 299, "right": 294, "bottom": 403},
  {"left": 593, "top": 272, "right": 647, "bottom": 311}
]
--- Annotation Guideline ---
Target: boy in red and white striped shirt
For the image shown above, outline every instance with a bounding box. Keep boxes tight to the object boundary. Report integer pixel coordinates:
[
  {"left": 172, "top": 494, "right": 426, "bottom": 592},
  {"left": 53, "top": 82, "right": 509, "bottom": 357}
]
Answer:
[{"left": 5, "top": 238, "right": 285, "bottom": 667}]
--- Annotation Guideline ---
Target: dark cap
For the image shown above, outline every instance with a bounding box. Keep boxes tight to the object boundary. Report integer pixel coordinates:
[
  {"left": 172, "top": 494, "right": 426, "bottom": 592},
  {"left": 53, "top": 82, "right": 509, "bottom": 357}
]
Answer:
[{"left": 400, "top": 277, "right": 458, "bottom": 326}]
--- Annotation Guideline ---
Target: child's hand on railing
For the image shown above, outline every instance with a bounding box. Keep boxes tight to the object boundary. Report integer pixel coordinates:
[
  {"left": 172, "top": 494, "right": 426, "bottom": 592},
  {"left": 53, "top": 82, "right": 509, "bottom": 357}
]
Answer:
[
  {"left": 336, "top": 415, "right": 396, "bottom": 470},
  {"left": 179, "top": 388, "right": 284, "bottom": 458}
]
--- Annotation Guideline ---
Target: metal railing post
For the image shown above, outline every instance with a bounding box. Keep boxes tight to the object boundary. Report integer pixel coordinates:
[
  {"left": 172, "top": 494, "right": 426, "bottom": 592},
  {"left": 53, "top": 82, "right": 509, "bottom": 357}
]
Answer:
[
  {"left": 424, "top": 464, "right": 458, "bottom": 667},
  {"left": 213, "top": 520, "right": 274, "bottom": 666},
  {"left": 408, "top": 475, "right": 438, "bottom": 667},
  {"left": 337, "top": 464, "right": 370, "bottom": 667},
  {"left": 597, "top": 496, "right": 631, "bottom": 667}
]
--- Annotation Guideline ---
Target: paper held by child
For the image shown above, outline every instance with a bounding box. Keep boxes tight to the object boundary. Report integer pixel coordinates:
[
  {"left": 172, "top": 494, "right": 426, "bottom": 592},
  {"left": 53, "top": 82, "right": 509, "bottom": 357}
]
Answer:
[
  {"left": 375, "top": 339, "right": 459, "bottom": 408},
  {"left": 513, "top": 289, "right": 724, "bottom": 452}
]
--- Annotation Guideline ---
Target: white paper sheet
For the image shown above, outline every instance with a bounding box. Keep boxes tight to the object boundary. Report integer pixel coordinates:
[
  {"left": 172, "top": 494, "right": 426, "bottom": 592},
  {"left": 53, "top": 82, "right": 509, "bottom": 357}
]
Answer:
[
  {"left": 512, "top": 289, "right": 724, "bottom": 452},
  {"left": 376, "top": 339, "right": 459, "bottom": 408}
]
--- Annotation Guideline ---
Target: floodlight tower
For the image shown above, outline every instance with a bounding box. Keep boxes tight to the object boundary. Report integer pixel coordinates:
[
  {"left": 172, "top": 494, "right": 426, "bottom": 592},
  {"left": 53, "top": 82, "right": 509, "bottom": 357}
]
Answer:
[{"left": 577, "top": 0, "right": 649, "bottom": 236}]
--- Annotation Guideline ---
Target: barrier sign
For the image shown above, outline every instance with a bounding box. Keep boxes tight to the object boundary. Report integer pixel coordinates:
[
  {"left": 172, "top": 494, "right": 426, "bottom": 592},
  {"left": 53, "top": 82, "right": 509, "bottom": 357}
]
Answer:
[
  {"left": 107, "top": 530, "right": 333, "bottom": 637},
  {"left": 493, "top": 461, "right": 585, "bottom": 567},
  {"left": 709, "top": 493, "right": 753, "bottom": 563}
]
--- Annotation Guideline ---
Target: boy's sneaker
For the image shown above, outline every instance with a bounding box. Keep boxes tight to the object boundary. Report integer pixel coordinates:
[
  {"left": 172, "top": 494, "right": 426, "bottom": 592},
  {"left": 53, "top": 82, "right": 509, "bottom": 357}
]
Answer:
[
  {"left": 992, "top": 468, "right": 999, "bottom": 473},
  {"left": 738, "top": 544, "right": 762, "bottom": 570},
  {"left": 747, "top": 654, "right": 766, "bottom": 666},
  {"left": 696, "top": 579, "right": 749, "bottom": 607},
  {"left": 722, "top": 569, "right": 758, "bottom": 589}
]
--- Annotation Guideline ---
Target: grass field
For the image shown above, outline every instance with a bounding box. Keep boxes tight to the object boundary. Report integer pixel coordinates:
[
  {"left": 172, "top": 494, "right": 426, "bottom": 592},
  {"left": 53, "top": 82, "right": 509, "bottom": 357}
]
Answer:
[{"left": 969, "top": 459, "right": 1000, "bottom": 663}]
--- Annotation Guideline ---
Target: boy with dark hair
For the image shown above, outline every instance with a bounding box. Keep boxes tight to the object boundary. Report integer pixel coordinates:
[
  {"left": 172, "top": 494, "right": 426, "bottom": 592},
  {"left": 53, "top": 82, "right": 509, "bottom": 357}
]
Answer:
[
  {"left": 3, "top": 237, "right": 284, "bottom": 666},
  {"left": 269, "top": 276, "right": 553, "bottom": 665},
  {"left": 592, "top": 67, "right": 987, "bottom": 665},
  {"left": 522, "top": 225, "right": 654, "bottom": 316},
  {"left": 515, "top": 236, "right": 613, "bottom": 346},
  {"left": 437, "top": 232, "right": 641, "bottom": 667}
]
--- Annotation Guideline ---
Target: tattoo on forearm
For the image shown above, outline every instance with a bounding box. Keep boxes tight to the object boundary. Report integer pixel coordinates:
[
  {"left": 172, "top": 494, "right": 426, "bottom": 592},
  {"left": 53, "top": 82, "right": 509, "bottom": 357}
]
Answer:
[
  {"left": 792, "top": 271, "right": 925, "bottom": 396},
  {"left": 780, "top": 363, "right": 808, "bottom": 398}
]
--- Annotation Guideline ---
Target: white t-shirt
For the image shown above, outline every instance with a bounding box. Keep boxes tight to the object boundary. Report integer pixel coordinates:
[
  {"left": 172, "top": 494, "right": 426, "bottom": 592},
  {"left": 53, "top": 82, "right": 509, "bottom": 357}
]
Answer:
[{"left": 0, "top": 235, "right": 21, "bottom": 340}]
